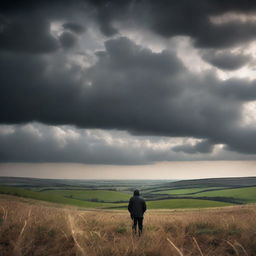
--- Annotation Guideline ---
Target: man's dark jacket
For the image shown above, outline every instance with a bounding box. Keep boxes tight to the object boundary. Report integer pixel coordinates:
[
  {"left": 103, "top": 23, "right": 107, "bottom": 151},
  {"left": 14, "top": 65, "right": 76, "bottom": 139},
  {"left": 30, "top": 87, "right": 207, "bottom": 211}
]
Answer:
[{"left": 128, "top": 195, "right": 147, "bottom": 218}]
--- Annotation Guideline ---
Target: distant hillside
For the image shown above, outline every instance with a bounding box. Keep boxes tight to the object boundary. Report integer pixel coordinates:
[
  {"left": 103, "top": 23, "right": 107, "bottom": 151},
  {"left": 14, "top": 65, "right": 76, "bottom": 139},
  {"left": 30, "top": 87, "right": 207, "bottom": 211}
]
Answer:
[
  {"left": 0, "top": 176, "right": 173, "bottom": 189},
  {"left": 164, "top": 177, "right": 256, "bottom": 189},
  {"left": 1, "top": 176, "right": 256, "bottom": 189},
  {"left": 0, "top": 176, "right": 72, "bottom": 187}
]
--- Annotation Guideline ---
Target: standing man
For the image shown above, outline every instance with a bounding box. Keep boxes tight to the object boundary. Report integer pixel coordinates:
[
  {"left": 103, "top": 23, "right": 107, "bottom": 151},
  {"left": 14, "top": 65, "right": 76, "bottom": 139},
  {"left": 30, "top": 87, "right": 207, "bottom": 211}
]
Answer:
[{"left": 128, "top": 189, "right": 147, "bottom": 236}]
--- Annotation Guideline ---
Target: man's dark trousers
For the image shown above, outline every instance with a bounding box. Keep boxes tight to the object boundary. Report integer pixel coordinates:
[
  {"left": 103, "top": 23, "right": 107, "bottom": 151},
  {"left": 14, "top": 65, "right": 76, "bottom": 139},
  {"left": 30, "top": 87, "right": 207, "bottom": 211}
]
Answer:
[{"left": 132, "top": 217, "right": 143, "bottom": 235}]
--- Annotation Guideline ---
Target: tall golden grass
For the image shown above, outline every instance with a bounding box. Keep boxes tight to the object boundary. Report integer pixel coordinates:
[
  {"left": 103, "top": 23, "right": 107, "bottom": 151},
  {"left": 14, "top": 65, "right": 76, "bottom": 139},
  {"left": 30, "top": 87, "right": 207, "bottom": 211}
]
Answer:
[{"left": 0, "top": 195, "right": 256, "bottom": 256}]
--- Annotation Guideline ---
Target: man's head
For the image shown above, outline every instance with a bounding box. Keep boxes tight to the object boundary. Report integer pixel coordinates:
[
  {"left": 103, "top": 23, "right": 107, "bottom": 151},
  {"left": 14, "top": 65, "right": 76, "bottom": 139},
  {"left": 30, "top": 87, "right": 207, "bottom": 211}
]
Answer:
[{"left": 134, "top": 189, "right": 140, "bottom": 196}]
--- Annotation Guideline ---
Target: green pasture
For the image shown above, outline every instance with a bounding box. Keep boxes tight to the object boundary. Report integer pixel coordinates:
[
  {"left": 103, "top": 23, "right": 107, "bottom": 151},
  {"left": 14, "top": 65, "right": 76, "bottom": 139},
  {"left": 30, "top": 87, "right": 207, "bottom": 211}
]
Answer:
[
  {"left": 154, "top": 187, "right": 227, "bottom": 195},
  {"left": 41, "top": 189, "right": 131, "bottom": 202},
  {"left": 0, "top": 186, "right": 126, "bottom": 208},
  {"left": 187, "top": 186, "right": 256, "bottom": 203},
  {"left": 147, "top": 198, "right": 233, "bottom": 209}
]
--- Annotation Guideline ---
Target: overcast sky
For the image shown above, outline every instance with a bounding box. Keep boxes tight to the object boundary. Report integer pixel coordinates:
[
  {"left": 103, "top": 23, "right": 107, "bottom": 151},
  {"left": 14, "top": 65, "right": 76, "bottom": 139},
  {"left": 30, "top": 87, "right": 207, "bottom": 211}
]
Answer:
[{"left": 0, "top": 0, "right": 256, "bottom": 179}]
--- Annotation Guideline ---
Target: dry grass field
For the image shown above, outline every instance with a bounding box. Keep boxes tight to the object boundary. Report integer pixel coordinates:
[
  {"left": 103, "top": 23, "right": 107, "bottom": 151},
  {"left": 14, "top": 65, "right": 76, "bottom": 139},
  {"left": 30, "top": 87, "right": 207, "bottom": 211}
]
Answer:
[{"left": 0, "top": 195, "right": 256, "bottom": 256}]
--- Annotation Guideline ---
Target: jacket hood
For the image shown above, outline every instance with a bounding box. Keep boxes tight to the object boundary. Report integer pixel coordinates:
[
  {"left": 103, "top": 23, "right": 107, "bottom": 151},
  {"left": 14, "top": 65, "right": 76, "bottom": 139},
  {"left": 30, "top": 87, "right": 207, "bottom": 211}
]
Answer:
[{"left": 133, "top": 190, "right": 140, "bottom": 196}]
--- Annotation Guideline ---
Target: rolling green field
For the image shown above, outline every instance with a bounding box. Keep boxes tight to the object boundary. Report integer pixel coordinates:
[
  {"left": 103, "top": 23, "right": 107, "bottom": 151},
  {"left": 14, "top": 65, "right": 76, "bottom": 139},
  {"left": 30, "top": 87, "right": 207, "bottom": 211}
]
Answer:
[
  {"left": 0, "top": 186, "right": 126, "bottom": 208},
  {"left": 147, "top": 198, "right": 232, "bottom": 209},
  {"left": 0, "top": 186, "right": 235, "bottom": 209},
  {"left": 154, "top": 187, "right": 227, "bottom": 195},
  {"left": 41, "top": 189, "right": 131, "bottom": 202},
  {"left": 185, "top": 186, "right": 256, "bottom": 203}
]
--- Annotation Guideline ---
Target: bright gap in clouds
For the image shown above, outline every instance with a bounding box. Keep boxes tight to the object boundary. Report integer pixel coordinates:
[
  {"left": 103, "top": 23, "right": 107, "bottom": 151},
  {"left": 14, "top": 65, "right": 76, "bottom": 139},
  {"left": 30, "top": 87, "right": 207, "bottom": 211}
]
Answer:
[
  {"left": 210, "top": 12, "right": 256, "bottom": 25},
  {"left": 242, "top": 101, "right": 256, "bottom": 127},
  {"left": 50, "top": 22, "right": 64, "bottom": 37},
  {"left": 216, "top": 41, "right": 256, "bottom": 81}
]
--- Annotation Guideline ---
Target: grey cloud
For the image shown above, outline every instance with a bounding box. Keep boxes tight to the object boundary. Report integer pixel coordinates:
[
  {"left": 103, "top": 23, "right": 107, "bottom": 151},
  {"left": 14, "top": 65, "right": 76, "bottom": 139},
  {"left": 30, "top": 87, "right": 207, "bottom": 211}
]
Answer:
[
  {"left": 88, "top": 0, "right": 256, "bottom": 49},
  {"left": 192, "top": 21, "right": 256, "bottom": 49},
  {"left": 0, "top": 123, "right": 189, "bottom": 164},
  {"left": 2, "top": 0, "right": 256, "bottom": 51},
  {"left": 221, "top": 128, "right": 256, "bottom": 155},
  {"left": 0, "top": 1, "right": 90, "bottom": 54},
  {"left": 173, "top": 140, "right": 214, "bottom": 154},
  {"left": 1, "top": 36, "right": 256, "bottom": 157},
  {"left": 63, "top": 22, "right": 85, "bottom": 34},
  {"left": 219, "top": 79, "right": 256, "bottom": 101},
  {"left": 202, "top": 51, "right": 252, "bottom": 70},
  {"left": 0, "top": 123, "right": 255, "bottom": 164},
  {"left": 59, "top": 32, "right": 77, "bottom": 49},
  {"left": 88, "top": 0, "right": 128, "bottom": 36},
  {"left": 0, "top": 124, "right": 147, "bottom": 165},
  {"left": 0, "top": 15, "right": 59, "bottom": 53}
]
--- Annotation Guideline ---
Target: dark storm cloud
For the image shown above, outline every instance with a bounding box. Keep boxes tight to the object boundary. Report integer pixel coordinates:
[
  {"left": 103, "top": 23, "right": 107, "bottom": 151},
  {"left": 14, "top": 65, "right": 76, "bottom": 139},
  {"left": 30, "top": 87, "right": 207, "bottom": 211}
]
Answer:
[
  {"left": 0, "top": 15, "right": 59, "bottom": 53},
  {"left": 87, "top": 0, "right": 130, "bottom": 36},
  {"left": 63, "top": 22, "right": 86, "bottom": 34},
  {"left": 88, "top": 0, "right": 256, "bottom": 49},
  {"left": 2, "top": 0, "right": 256, "bottom": 50},
  {"left": 59, "top": 32, "right": 77, "bottom": 49},
  {"left": 0, "top": 0, "right": 88, "bottom": 54},
  {"left": 1, "top": 35, "right": 256, "bottom": 157},
  {"left": 142, "top": 1, "right": 256, "bottom": 49},
  {"left": 202, "top": 51, "right": 252, "bottom": 70},
  {"left": 1, "top": 0, "right": 256, "bottom": 163}
]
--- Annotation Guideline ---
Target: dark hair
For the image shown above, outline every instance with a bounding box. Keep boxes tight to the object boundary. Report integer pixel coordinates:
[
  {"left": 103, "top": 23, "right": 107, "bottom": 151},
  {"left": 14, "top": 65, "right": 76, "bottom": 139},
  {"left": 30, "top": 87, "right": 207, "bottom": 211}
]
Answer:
[{"left": 134, "top": 189, "right": 140, "bottom": 196}]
